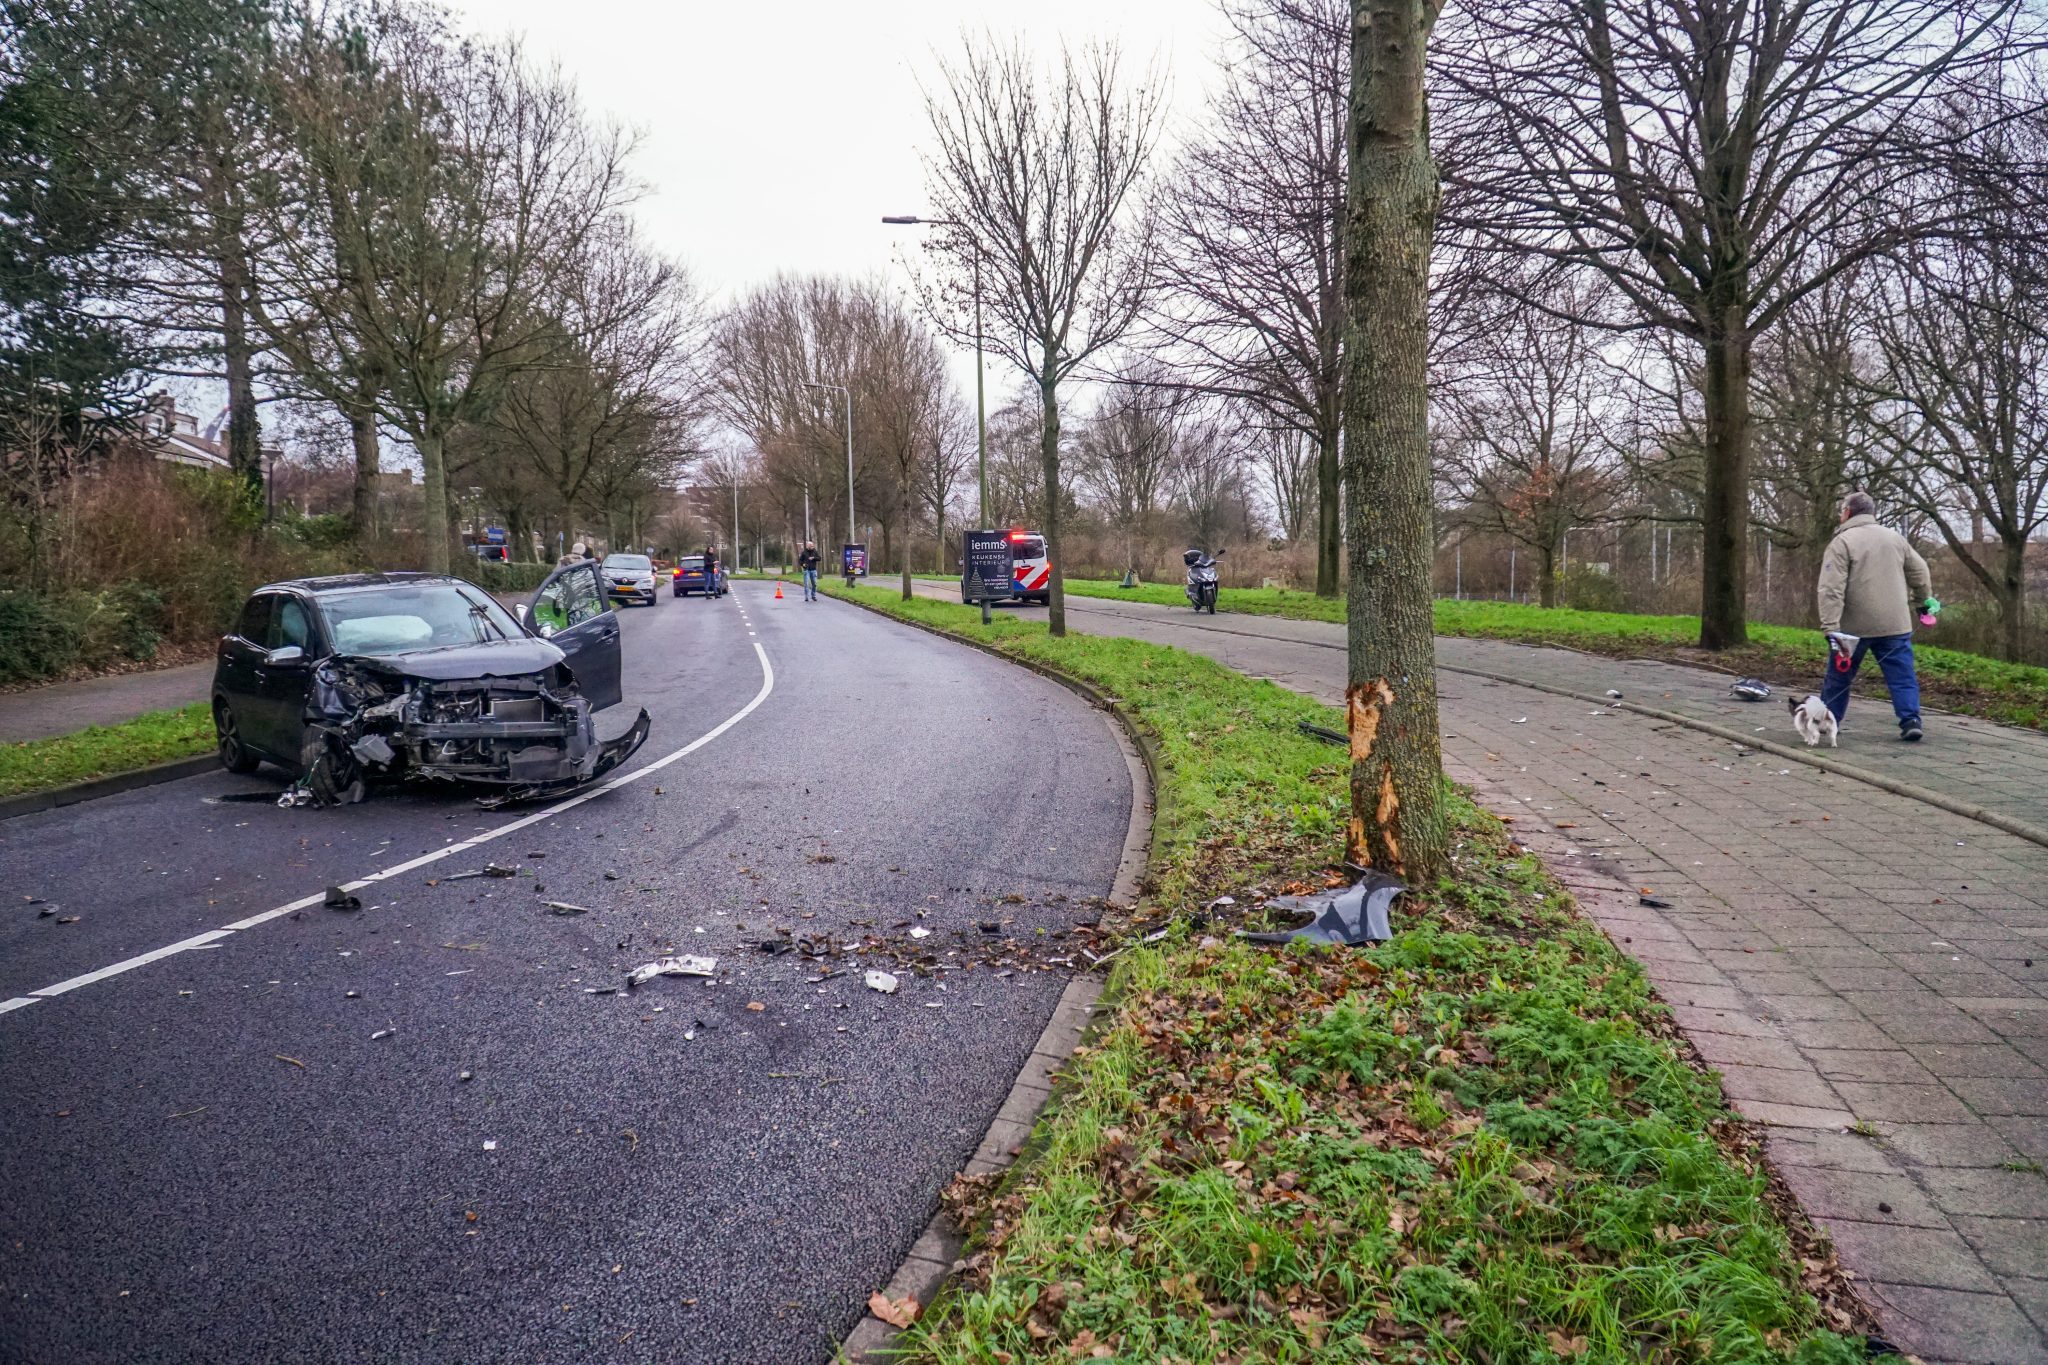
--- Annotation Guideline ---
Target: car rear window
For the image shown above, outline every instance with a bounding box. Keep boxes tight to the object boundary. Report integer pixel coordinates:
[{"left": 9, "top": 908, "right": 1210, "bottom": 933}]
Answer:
[
  {"left": 604, "top": 555, "right": 652, "bottom": 571},
  {"left": 677, "top": 556, "right": 705, "bottom": 570},
  {"left": 318, "top": 584, "right": 522, "bottom": 655},
  {"left": 1011, "top": 537, "right": 1045, "bottom": 559}
]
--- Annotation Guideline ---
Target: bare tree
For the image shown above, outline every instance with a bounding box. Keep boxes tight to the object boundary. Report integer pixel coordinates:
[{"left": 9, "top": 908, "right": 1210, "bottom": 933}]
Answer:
[
  {"left": 916, "top": 34, "right": 1163, "bottom": 636},
  {"left": 1150, "top": 0, "right": 1347, "bottom": 595},
  {"left": 1748, "top": 273, "right": 1890, "bottom": 616},
  {"left": 484, "top": 225, "right": 708, "bottom": 547},
  {"left": 1435, "top": 273, "right": 1629, "bottom": 607},
  {"left": 1867, "top": 93, "right": 2048, "bottom": 660},
  {"left": 1253, "top": 423, "right": 1318, "bottom": 543},
  {"left": 1074, "top": 359, "right": 1185, "bottom": 582},
  {"left": 1436, "top": 0, "right": 2040, "bottom": 648},
  {"left": 1343, "top": 0, "right": 1447, "bottom": 880}
]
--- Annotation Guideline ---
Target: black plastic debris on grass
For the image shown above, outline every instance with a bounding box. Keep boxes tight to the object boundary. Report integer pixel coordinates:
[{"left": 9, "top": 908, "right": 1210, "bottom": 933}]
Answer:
[{"left": 1239, "top": 870, "right": 1406, "bottom": 947}]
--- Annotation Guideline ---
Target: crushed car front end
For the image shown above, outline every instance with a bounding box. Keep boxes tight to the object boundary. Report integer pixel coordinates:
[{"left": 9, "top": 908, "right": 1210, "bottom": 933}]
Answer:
[{"left": 295, "top": 654, "right": 650, "bottom": 807}]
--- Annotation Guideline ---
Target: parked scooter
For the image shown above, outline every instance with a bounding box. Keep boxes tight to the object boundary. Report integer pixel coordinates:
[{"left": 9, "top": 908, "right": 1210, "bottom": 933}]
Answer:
[{"left": 1183, "top": 547, "right": 1223, "bottom": 613}]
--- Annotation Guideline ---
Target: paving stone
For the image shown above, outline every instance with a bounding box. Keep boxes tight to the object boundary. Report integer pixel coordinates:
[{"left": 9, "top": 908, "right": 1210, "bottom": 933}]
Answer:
[
  {"left": 1765, "top": 1128, "right": 1897, "bottom": 1173},
  {"left": 1686, "top": 1032, "right": 1810, "bottom": 1070},
  {"left": 1804, "top": 1049, "right": 1935, "bottom": 1085},
  {"left": 1922, "top": 1168, "right": 2048, "bottom": 1220},
  {"left": 2003, "top": 1275, "right": 2048, "bottom": 1340},
  {"left": 1944, "top": 1075, "right": 2048, "bottom": 1117},
  {"left": 1734, "top": 1098, "right": 1858, "bottom": 1130},
  {"left": 1814, "top": 1218, "right": 1998, "bottom": 1292},
  {"left": 1832, "top": 1081, "right": 1981, "bottom": 1125},
  {"left": 1775, "top": 1162, "right": 1949, "bottom": 1228},
  {"left": 1859, "top": 1283, "right": 2048, "bottom": 1363},
  {"left": 1952, "top": 1216, "right": 2048, "bottom": 1280},
  {"left": 1904, "top": 1044, "right": 2048, "bottom": 1078},
  {"left": 1987, "top": 1116, "right": 2048, "bottom": 1163},
  {"left": 1715, "top": 1063, "right": 1840, "bottom": 1108},
  {"left": 1881, "top": 1123, "right": 2027, "bottom": 1170},
  {"left": 1781, "top": 1019, "right": 1907, "bottom": 1051}
]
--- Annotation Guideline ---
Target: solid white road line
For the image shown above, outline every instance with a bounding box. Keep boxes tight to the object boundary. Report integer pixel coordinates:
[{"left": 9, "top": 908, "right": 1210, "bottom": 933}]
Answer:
[{"left": 5, "top": 642, "right": 776, "bottom": 1017}]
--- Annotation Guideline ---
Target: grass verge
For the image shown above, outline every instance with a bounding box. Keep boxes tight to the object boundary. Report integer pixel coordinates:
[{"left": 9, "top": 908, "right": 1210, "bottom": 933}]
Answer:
[
  {"left": 1062, "top": 578, "right": 2048, "bottom": 731},
  {"left": 825, "top": 581, "right": 1874, "bottom": 1364},
  {"left": 0, "top": 703, "right": 214, "bottom": 798}
]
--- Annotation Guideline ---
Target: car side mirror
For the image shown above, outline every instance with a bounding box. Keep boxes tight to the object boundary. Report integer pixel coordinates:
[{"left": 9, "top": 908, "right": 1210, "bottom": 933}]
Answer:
[{"left": 263, "top": 645, "right": 305, "bottom": 668}]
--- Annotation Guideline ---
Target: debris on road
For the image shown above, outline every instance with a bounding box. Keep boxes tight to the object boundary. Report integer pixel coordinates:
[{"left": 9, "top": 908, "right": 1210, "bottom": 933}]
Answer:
[
  {"left": 864, "top": 970, "right": 900, "bottom": 994},
  {"left": 545, "top": 901, "right": 589, "bottom": 916},
  {"left": 1240, "top": 871, "right": 1406, "bottom": 948},
  {"left": 625, "top": 955, "right": 718, "bottom": 987},
  {"left": 442, "top": 864, "right": 519, "bottom": 882},
  {"left": 370, "top": 1028, "right": 394, "bottom": 1040},
  {"left": 274, "top": 1055, "right": 305, "bottom": 1068},
  {"left": 1605, "top": 689, "right": 1623, "bottom": 699},
  {"left": 1730, "top": 678, "right": 1772, "bottom": 702},
  {"left": 54, "top": 915, "right": 79, "bottom": 924},
  {"left": 459, "top": 1071, "right": 474, "bottom": 1083},
  {"left": 324, "top": 886, "right": 362, "bottom": 911},
  {"left": 908, "top": 927, "right": 931, "bottom": 939},
  {"left": 1639, "top": 895, "right": 1674, "bottom": 909}
]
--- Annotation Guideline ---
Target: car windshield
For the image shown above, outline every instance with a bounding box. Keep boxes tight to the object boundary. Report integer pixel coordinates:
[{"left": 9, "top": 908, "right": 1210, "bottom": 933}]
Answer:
[
  {"left": 318, "top": 583, "right": 523, "bottom": 655},
  {"left": 604, "top": 555, "right": 652, "bottom": 572}
]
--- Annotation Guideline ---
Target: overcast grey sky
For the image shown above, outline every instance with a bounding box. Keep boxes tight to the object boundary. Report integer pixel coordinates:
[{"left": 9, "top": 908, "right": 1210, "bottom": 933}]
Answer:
[{"left": 442, "top": 0, "right": 1219, "bottom": 311}]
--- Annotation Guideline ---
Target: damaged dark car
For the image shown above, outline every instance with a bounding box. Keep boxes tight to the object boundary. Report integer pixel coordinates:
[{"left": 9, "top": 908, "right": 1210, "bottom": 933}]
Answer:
[{"left": 211, "top": 564, "right": 651, "bottom": 807}]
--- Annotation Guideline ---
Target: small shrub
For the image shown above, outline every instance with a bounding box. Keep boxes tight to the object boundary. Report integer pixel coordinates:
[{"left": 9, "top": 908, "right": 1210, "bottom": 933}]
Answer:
[
  {"left": 1561, "top": 564, "right": 1628, "bottom": 612},
  {"left": 0, "top": 592, "right": 84, "bottom": 682}
]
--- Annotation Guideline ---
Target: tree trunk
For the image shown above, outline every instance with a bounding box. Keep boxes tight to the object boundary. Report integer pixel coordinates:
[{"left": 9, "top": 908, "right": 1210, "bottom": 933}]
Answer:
[
  {"left": 935, "top": 507, "right": 946, "bottom": 576},
  {"left": 1341, "top": 0, "right": 1446, "bottom": 882},
  {"left": 348, "top": 400, "right": 380, "bottom": 537},
  {"left": 2001, "top": 537, "right": 2027, "bottom": 662},
  {"left": 1316, "top": 414, "right": 1341, "bottom": 597},
  {"left": 1039, "top": 348, "right": 1066, "bottom": 638},
  {"left": 219, "top": 251, "right": 263, "bottom": 500},
  {"left": 419, "top": 428, "right": 452, "bottom": 574},
  {"left": 1698, "top": 307, "right": 1753, "bottom": 649},
  {"left": 1538, "top": 542, "right": 1559, "bottom": 609}
]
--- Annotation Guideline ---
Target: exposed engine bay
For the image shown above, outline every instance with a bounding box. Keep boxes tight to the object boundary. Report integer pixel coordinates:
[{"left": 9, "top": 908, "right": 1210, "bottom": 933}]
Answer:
[{"left": 287, "top": 655, "right": 651, "bottom": 808}]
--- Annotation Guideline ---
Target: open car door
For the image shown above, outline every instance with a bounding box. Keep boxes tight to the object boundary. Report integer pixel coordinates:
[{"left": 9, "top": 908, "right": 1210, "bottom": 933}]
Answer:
[{"left": 526, "top": 561, "right": 624, "bottom": 710}]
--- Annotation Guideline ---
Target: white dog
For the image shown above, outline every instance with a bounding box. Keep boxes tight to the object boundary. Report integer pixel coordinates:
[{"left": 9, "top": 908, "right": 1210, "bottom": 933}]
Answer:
[{"left": 1788, "top": 694, "right": 1839, "bottom": 747}]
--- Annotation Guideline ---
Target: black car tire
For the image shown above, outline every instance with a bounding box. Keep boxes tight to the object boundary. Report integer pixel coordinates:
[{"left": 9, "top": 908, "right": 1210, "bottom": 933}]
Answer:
[{"left": 215, "top": 700, "right": 261, "bottom": 774}]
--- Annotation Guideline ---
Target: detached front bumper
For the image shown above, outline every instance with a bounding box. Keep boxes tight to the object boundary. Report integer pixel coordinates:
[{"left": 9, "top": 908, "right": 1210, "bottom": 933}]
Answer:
[{"left": 298, "top": 661, "right": 652, "bottom": 806}]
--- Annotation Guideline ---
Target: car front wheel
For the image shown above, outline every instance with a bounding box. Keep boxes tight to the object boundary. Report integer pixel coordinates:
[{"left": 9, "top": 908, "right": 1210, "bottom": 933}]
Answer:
[{"left": 215, "top": 700, "right": 261, "bottom": 774}]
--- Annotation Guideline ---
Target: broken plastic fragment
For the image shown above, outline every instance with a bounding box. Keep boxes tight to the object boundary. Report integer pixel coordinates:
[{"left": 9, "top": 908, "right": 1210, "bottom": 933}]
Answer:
[
  {"left": 864, "top": 970, "right": 899, "bottom": 994},
  {"left": 908, "top": 927, "right": 931, "bottom": 940},
  {"left": 545, "top": 901, "right": 589, "bottom": 916},
  {"left": 324, "top": 886, "right": 362, "bottom": 911},
  {"left": 625, "top": 955, "right": 718, "bottom": 987},
  {"left": 1240, "top": 870, "right": 1406, "bottom": 947}
]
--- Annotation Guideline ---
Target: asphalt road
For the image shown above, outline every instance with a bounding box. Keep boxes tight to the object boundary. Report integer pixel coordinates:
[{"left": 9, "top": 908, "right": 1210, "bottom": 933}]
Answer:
[{"left": 0, "top": 583, "right": 1131, "bottom": 1364}]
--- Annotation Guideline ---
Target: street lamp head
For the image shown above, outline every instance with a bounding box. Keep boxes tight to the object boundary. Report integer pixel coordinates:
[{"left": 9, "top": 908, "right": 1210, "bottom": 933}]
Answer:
[{"left": 881, "top": 215, "right": 921, "bottom": 224}]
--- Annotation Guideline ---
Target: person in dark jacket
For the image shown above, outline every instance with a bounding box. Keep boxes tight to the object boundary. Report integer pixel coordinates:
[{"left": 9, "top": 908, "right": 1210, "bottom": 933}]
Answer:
[{"left": 797, "top": 542, "right": 822, "bottom": 601}]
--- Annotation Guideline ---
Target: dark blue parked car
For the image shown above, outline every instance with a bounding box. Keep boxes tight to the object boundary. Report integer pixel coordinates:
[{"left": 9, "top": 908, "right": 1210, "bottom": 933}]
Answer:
[{"left": 670, "top": 554, "right": 727, "bottom": 598}]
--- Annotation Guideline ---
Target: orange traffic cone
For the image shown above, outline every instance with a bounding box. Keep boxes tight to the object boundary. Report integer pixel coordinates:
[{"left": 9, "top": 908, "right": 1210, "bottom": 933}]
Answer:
[{"left": 774, "top": 581, "right": 784, "bottom": 599}]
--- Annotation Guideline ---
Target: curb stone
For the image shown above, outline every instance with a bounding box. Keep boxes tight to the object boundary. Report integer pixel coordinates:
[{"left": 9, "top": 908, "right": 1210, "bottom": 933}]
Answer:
[
  {"left": 827, "top": 590, "right": 1157, "bottom": 1364},
  {"left": 0, "top": 754, "right": 218, "bottom": 822}
]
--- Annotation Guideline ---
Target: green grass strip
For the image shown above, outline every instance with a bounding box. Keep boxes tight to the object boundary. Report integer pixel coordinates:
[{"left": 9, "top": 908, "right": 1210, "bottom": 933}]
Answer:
[
  {"left": 0, "top": 703, "right": 214, "bottom": 798},
  {"left": 825, "top": 581, "right": 1871, "bottom": 1364},
  {"left": 1060, "top": 578, "right": 2048, "bottom": 731}
]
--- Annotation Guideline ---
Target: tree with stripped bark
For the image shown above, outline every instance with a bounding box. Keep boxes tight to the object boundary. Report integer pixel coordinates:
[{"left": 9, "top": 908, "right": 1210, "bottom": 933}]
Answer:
[{"left": 1342, "top": 0, "right": 1446, "bottom": 880}]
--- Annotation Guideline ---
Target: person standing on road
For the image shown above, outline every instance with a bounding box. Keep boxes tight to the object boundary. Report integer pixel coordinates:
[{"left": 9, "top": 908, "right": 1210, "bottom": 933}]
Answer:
[
  {"left": 1817, "top": 490, "right": 1936, "bottom": 742},
  {"left": 797, "top": 542, "right": 821, "bottom": 601}
]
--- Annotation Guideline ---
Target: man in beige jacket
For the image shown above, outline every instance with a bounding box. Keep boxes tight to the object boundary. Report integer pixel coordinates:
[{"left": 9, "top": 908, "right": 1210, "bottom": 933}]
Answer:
[{"left": 1817, "top": 491, "right": 1935, "bottom": 741}]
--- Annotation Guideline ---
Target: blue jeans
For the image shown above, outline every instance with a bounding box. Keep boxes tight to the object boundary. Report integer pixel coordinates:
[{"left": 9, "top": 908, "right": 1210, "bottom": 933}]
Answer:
[
  {"left": 1822, "top": 631, "right": 1921, "bottom": 730},
  {"left": 801, "top": 568, "right": 818, "bottom": 600}
]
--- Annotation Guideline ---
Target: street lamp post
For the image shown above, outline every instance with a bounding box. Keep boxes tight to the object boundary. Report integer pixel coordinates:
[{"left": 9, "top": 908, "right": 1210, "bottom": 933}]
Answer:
[
  {"left": 883, "top": 215, "right": 987, "bottom": 528},
  {"left": 801, "top": 381, "right": 854, "bottom": 578}
]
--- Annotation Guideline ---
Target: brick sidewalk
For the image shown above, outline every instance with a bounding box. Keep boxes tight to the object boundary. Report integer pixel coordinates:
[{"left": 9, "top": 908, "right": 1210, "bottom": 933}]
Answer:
[{"left": 970, "top": 591, "right": 2048, "bottom": 1362}]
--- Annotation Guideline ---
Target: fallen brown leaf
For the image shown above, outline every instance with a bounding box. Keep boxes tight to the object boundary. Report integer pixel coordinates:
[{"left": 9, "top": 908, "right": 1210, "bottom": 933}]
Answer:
[{"left": 867, "top": 1291, "right": 919, "bottom": 1328}]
